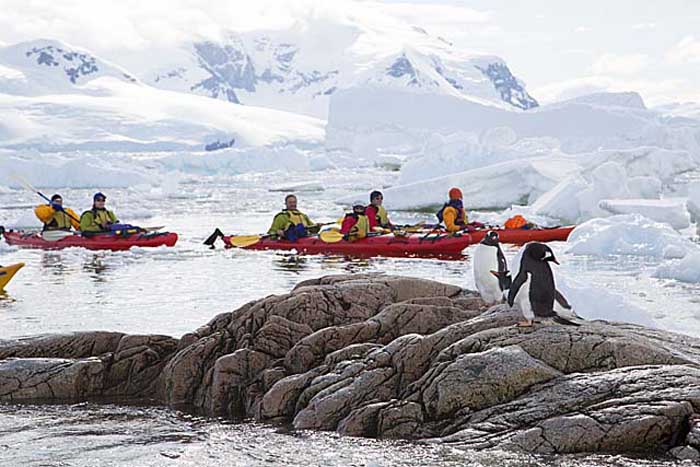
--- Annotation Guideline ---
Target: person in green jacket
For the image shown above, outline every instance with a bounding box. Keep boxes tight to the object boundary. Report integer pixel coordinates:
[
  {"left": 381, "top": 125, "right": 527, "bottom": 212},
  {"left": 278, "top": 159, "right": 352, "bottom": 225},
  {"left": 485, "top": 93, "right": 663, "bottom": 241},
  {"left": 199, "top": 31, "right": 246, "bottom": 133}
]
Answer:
[
  {"left": 80, "top": 192, "right": 119, "bottom": 234},
  {"left": 268, "top": 194, "right": 320, "bottom": 240}
]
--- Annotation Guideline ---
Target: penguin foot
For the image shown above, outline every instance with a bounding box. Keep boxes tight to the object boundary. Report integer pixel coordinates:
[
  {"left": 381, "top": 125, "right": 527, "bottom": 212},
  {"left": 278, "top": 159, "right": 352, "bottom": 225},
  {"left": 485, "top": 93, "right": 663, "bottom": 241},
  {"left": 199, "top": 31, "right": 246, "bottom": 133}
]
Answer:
[{"left": 516, "top": 320, "right": 534, "bottom": 327}]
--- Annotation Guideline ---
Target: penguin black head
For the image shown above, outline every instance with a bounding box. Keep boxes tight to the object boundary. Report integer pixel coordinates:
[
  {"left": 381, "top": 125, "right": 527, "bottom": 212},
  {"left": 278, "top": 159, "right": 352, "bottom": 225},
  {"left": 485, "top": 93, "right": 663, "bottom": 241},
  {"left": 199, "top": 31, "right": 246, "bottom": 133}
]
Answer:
[
  {"left": 525, "top": 242, "right": 559, "bottom": 265},
  {"left": 480, "top": 230, "right": 499, "bottom": 246}
]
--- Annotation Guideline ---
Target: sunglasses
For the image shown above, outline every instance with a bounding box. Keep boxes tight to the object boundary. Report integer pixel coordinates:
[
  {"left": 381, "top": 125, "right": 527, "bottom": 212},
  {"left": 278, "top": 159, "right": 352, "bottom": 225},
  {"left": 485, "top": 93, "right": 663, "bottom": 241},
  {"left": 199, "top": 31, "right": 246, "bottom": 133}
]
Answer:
[{"left": 95, "top": 198, "right": 106, "bottom": 202}]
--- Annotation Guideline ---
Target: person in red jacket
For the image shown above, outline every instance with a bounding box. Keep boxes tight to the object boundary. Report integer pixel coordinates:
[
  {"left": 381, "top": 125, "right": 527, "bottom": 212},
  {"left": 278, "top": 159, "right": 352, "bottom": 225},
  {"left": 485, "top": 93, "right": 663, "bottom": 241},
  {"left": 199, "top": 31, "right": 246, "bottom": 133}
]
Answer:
[
  {"left": 365, "top": 190, "right": 393, "bottom": 231},
  {"left": 340, "top": 201, "right": 370, "bottom": 241}
]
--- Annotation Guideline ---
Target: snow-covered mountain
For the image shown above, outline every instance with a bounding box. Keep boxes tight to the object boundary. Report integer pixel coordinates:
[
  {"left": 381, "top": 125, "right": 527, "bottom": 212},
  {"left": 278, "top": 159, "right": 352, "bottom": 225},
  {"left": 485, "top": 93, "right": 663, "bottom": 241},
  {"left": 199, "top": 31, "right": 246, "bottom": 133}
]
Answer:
[
  {"left": 0, "top": 39, "right": 138, "bottom": 96},
  {"left": 123, "top": 19, "right": 537, "bottom": 119}
]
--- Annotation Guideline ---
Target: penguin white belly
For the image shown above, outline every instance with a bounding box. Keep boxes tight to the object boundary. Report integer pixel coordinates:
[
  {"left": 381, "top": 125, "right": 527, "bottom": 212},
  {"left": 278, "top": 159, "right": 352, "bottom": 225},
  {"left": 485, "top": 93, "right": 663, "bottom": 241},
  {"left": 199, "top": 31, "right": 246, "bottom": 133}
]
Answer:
[
  {"left": 473, "top": 244, "right": 503, "bottom": 304},
  {"left": 513, "top": 274, "right": 534, "bottom": 321}
]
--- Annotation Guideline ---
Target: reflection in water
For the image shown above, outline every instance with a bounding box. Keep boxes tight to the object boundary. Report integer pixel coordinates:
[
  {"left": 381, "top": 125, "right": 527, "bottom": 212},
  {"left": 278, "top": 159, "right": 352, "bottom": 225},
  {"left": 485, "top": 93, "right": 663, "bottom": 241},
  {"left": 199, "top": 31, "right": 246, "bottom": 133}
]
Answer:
[
  {"left": 83, "top": 254, "right": 110, "bottom": 282},
  {"left": 273, "top": 254, "right": 309, "bottom": 273},
  {"left": 0, "top": 290, "right": 16, "bottom": 303},
  {"left": 40, "top": 252, "right": 69, "bottom": 279}
]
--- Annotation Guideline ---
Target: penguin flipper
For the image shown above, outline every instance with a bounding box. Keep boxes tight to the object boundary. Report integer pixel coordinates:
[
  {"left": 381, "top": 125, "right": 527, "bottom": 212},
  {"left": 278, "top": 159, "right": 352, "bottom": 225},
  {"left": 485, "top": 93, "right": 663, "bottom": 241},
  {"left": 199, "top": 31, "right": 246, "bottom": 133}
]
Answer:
[
  {"left": 554, "top": 290, "right": 571, "bottom": 308},
  {"left": 554, "top": 289, "right": 583, "bottom": 320},
  {"left": 507, "top": 270, "right": 527, "bottom": 307}
]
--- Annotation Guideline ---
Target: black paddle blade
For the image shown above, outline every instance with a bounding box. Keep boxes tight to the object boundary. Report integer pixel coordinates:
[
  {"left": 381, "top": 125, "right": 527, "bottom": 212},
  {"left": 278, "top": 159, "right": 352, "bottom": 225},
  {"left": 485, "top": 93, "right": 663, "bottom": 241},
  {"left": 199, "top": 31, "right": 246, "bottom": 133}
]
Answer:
[{"left": 203, "top": 228, "right": 224, "bottom": 246}]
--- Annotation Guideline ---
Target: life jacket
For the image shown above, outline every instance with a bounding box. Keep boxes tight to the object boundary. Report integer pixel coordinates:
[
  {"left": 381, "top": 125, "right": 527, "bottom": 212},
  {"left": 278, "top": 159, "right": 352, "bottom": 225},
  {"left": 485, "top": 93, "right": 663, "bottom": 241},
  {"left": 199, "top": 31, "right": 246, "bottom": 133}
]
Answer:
[
  {"left": 285, "top": 209, "right": 309, "bottom": 227},
  {"left": 340, "top": 213, "right": 369, "bottom": 240},
  {"left": 35, "top": 204, "right": 78, "bottom": 231},
  {"left": 504, "top": 215, "right": 528, "bottom": 229},
  {"left": 366, "top": 204, "right": 390, "bottom": 229},
  {"left": 436, "top": 200, "right": 466, "bottom": 225},
  {"left": 80, "top": 208, "right": 118, "bottom": 233}
]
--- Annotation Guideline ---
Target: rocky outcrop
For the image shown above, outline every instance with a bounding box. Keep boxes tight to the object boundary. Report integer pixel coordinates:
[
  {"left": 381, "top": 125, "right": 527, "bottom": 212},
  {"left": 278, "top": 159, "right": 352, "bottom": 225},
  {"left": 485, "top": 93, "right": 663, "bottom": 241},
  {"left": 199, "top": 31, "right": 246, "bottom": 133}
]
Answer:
[
  {"left": 0, "top": 332, "right": 177, "bottom": 400},
  {"left": 1, "top": 273, "right": 700, "bottom": 458}
]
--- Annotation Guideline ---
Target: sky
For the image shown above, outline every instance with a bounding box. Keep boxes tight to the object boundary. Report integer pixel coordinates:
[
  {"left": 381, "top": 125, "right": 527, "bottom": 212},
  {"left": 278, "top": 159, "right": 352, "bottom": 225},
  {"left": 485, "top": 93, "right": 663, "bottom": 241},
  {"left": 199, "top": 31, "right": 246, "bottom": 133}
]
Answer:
[{"left": 1, "top": 0, "right": 699, "bottom": 106}]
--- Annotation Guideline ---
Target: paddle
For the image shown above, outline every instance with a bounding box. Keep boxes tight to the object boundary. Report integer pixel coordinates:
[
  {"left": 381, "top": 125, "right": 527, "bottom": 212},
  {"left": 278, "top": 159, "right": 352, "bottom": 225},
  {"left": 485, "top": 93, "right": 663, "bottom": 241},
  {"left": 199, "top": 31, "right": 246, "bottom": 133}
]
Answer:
[
  {"left": 230, "top": 221, "right": 337, "bottom": 247},
  {"left": 11, "top": 173, "right": 82, "bottom": 225},
  {"left": 206, "top": 221, "right": 339, "bottom": 249},
  {"left": 229, "top": 234, "right": 273, "bottom": 248},
  {"left": 320, "top": 230, "right": 391, "bottom": 243},
  {"left": 319, "top": 230, "right": 344, "bottom": 243},
  {"left": 41, "top": 230, "right": 76, "bottom": 242}
]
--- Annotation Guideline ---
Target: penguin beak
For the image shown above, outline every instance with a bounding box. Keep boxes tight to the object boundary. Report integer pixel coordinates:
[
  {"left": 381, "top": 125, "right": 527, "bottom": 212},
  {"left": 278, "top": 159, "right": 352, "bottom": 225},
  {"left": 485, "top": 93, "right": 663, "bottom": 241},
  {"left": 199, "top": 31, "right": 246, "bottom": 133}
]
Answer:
[
  {"left": 551, "top": 256, "right": 560, "bottom": 265},
  {"left": 490, "top": 270, "right": 500, "bottom": 277}
]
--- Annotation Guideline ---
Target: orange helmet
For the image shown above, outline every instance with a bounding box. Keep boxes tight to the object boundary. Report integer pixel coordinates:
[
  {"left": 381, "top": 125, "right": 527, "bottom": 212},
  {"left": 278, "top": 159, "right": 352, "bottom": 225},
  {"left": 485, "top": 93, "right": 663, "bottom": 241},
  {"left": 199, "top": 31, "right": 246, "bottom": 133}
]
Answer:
[{"left": 448, "top": 187, "right": 463, "bottom": 200}]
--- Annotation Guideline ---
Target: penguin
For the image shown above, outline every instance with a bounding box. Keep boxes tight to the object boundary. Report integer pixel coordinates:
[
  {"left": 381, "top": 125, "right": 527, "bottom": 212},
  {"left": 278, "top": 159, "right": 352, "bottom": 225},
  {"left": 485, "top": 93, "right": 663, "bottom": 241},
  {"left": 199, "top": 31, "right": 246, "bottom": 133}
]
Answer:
[
  {"left": 473, "top": 231, "right": 511, "bottom": 304},
  {"left": 507, "top": 242, "right": 579, "bottom": 327}
]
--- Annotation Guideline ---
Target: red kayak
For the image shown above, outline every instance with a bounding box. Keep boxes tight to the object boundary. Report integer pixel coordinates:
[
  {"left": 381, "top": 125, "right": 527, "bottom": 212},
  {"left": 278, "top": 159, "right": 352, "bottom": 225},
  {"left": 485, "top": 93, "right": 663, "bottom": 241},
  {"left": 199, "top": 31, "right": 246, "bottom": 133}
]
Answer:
[
  {"left": 469, "top": 225, "right": 576, "bottom": 245},
  {"left": 224, "top": 232, "right": 473, "bottom": 258},
  {"left": 222, "top": 226, "right": 575, "bottom": 259},
  {"left": 1, "top": 229, "right": 178, "bottom": 251}
]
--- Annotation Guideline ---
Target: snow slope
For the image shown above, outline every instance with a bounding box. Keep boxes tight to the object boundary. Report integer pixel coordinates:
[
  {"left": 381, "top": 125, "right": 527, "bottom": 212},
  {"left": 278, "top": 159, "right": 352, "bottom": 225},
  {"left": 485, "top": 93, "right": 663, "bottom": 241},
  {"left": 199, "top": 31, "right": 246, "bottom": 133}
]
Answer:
[
  {"left": 0, "top": 39, "right": 324, "bottom": 151},
  {"left": 0, "top": 39, "right": 138, "bottom": 96},
  {"left": 326, "top": 89, "right": 700, "bottom": 159}
]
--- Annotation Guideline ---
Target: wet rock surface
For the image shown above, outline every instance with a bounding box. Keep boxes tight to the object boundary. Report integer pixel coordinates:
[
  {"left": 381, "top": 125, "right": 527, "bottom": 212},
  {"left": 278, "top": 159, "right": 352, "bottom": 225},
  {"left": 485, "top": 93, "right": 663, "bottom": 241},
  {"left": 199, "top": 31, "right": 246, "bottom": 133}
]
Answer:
[{"left": 1, "top": 273, "right": 700, "bottom": 458}]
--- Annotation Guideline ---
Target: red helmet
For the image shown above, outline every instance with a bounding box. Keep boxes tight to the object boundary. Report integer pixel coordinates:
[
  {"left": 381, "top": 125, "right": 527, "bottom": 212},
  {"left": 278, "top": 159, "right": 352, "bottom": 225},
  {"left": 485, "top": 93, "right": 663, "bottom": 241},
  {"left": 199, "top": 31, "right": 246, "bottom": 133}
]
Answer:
[{"left": 448, "top": 187, "right": 463, "bottom": 200}]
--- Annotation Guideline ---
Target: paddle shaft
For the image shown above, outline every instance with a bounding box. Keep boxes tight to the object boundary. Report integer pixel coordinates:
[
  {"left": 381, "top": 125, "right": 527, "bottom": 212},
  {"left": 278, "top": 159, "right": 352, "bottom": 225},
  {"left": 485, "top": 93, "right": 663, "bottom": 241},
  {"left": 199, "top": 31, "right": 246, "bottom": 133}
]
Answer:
[{"left": 11, "top": 174, "right": 82, "bottom": 224}]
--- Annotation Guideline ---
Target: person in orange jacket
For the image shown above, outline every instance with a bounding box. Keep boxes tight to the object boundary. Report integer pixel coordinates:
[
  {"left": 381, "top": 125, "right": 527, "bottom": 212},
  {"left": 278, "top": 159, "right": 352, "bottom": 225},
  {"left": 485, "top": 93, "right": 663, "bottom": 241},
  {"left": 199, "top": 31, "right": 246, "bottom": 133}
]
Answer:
[
  {"left": 436, "top": 187, "right": 468, "bottom": 233},
  {"left": 34, "top": 194, "right": 80, "bottom": 231}
]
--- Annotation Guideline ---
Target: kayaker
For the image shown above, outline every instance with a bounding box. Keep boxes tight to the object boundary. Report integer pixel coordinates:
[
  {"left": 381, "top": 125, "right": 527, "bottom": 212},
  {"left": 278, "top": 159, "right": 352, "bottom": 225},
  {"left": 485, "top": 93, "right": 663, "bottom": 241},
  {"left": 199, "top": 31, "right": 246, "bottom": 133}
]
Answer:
[
  {"left": 340, "top": 201, "right": 370, "bottom": 241},
  {"left": 436, "top": 187, "right": 469, "bottom": 233},
  {"left": 34, "top": 194, "right": 80, "bottom": 231},
  {"left": 365, "top": 190, "right": 393, "bottom": 231},
  {"left": 80, "top": 192, "right": 119, "bottom": 234},
  {"left": 268, "top": 194, "right": 320, "bottom": 241}
]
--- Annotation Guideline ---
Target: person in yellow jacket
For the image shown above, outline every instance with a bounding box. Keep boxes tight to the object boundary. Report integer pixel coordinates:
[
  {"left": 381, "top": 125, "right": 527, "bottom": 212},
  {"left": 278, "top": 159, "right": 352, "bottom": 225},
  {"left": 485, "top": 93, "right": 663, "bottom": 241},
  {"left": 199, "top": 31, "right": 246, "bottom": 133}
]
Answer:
[
  {"left": 267, "top": 194, "right": 320, "bottom": 240},
  {"left": 80, "top": 192, "right": 119, "bottom": 233},
  {"left": 436, "top": 187, "right": 469, "bottom": 233},
  {"left": 34, "top": 194, "right": 80, "bottom": 231}
]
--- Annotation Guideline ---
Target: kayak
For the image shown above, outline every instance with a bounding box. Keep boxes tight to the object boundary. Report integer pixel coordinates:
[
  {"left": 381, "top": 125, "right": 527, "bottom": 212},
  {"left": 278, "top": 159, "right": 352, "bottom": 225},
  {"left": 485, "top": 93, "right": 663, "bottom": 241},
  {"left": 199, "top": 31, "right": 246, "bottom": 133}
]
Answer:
[
  {"left": 221, "top": 225, "right": 575, "bottom": 258},
  {"left": 1, "top": 229, "right": 178, "bottom": 251},
  {"left": 468, "top": 225, "right": 576, "bottom": 245},
  {"left": 0, "top": 262, "right": 24, "bottom": 290},
  {"left": 224, "top": 232, "right": 474, "bottom": 258}
]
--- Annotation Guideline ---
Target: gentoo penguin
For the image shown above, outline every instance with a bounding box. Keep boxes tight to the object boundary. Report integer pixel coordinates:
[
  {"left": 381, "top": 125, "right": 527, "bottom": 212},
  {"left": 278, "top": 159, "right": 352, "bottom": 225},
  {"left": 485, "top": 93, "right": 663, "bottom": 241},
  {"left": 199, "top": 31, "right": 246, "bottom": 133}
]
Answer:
[
  {"left": 507, "top": 242, "right": 579, "bottom": 327},
  {"left": 473, "top": 231, "right": 511, "bottom": 304}
]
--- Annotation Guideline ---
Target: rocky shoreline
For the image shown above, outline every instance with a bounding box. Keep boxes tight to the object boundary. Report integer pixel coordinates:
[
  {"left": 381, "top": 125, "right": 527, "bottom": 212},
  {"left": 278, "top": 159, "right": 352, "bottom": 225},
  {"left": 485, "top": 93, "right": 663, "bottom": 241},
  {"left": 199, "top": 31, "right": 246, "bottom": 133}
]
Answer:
[{"left": 1, "top": 274, "right": 699, "bottom": 460}]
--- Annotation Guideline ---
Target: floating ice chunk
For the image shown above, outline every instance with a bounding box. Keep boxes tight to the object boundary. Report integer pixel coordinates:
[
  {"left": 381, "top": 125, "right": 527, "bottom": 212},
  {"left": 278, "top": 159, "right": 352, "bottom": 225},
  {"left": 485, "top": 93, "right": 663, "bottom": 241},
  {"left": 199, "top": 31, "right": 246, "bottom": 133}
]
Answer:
[
  {"left": 269, "top": 182, "right": 325, "bottom": 193},
  {"left": 567, "top": 214, "right": 695, "bottom": 259},
  {"left": 530, "top": 176, "right": 589, "bottom": 224},
  {"left": 654, "top": 251, "right": 700, "bottom": 283},
  {"left": 532, "top": 161, "right": 666, "bottom": 223},
  {"left": 340, "top": 158, "right": 572, "bottom": 211},
  {"left": 598, "top": 198, "right": 690, "bottom": 230},
  {"left": 688, "top": 181, "right": 700, "bottom": 223},
  {"left": 556, "top": 276, "right": 657, "bottom": 328}
]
